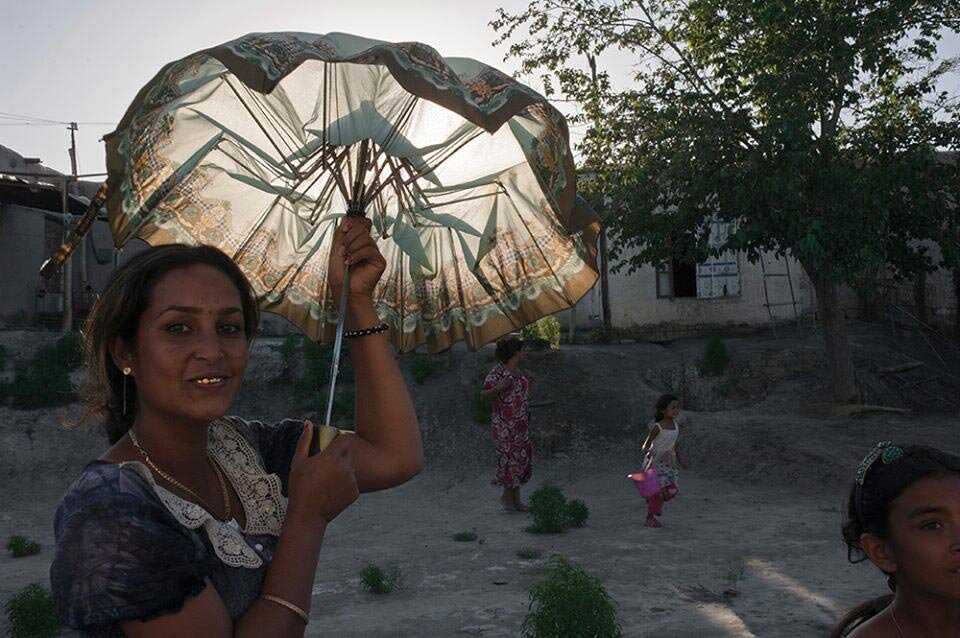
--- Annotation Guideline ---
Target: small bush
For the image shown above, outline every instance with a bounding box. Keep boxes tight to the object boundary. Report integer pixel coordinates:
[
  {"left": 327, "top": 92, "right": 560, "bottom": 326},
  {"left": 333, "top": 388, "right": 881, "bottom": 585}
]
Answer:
[
  {"left": 452, "top": 531, "right": 478, "bottom": 542},
  {"left": 292, "top": 339, "right": 333, "bottom": 404},
  {"left": 7, "top": 536, "right": 41, "bottom": 558},
  {"left": 516, "top": 548, "right": 542, "bottom": 560},
  {"left": 359, "top": 563, "right": 404, "bottom": 594},
  {"left": 277, "top": 334, "right": 302, "bottom": 359},
  {"left": 723, "top": 561, "right": 746, "bottom": 597},
  {"left": 564, "top": 499, "right": 589, "bottom": 528},
  {"left": 4, "top": 583, "right": 59, "bottom": 638},
  {"left": 521, "top": 557, "right": 621, "bottom": 638},
  {"left": 47, "top": 331, "right": 83, "bottom": 370},
  {"left": 526, "top": 483, "right": 568, "bottom": 534},
  {"left": 409, "top": 355, "right": 438, "bottom": 384},
  {"left": 521, "top": 316, "right": 561, "bottom": 349},
  {"left": 0, "top": 344, "right": 7, "bottom": 370},
  {"left": 698, "top": 335, "right": 730, "bottom": 377},
  {"left": 6, "top": 334, "right": 83, "bottom": 409}
]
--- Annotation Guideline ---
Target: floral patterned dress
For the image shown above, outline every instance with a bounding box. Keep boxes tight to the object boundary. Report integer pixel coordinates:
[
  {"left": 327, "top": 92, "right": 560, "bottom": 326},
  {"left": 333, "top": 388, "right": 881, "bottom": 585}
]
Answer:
[{"left": 484, "top": 363, "right": 532, "bottom": 488}]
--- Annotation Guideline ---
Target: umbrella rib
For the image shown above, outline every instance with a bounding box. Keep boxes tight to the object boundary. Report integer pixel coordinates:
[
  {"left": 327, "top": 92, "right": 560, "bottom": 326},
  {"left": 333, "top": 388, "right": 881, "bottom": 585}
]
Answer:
[
  {"left": 359, "top": 146, "right": 388, "bottom": 214},
  {"left": 235, "top": 79, "right": 304, "bottom": 163},
  {"left": 216, "top": 146, "right": 286, "bottom": 194},
  {"left": 396, "top": 129, "right": 486, "bottom": 187},
  {"left": 419, "top": 129, "right": 487, "bottom": 178},
  {"left": 318, "top": 144, "right": 354, "bottom": 207},
  {"left": 224, "top": 77, "right": 301, "bottom": 178},
  {"left": 380, "top": 94, "right": 419, "bottom": 153},
  {"left": 288, "top": 160, "right": 331, "bottom": 207},
  {"left": 309, "top": 175, "right": 339, "bottom": 225},
  {"left": 215, "top": 138, "right": 286, "bottom": 183},
  {"left": 407, "top": 186, "right": 506, "bottom": 212},
  {"left": 363, "top": 147, "right": 407, "bottom": 206}
]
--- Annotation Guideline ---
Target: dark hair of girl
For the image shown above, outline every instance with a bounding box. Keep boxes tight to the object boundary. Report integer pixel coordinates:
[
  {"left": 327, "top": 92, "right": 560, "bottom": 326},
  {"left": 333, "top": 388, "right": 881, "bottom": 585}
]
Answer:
[
  {"left": 830, "top": 444, "right": 960, "bottom": 637},
  {"left": 654, "top": 394, "right": 679, "bottom": 422},
  {"left": 74, "top": 244, "right": 260, "bottom": 444},
  {"left": 494, "top": 337, "right": 524, "bottom": 363}
]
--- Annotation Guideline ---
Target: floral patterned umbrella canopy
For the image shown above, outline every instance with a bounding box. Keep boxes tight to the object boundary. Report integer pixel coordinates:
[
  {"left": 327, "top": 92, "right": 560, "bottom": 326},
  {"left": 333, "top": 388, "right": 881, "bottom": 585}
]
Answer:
[{"left": 47, "top": 32, "right": 600, "bottom": 353}]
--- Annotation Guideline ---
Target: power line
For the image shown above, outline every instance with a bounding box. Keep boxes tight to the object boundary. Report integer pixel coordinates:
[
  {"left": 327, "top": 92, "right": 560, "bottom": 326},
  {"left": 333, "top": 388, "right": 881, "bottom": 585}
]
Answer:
[
  {"left": 0, "top": 111, "right": 67, "bottom": 124},
  {"left": 0, "top": 112, "right": 116, "bottom": 126}
]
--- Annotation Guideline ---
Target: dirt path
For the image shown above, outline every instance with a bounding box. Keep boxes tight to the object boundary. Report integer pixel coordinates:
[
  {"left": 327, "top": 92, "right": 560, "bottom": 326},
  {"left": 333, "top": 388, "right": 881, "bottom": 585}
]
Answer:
[
  {"left": 1, "top": 325, "right": 957, "bottom": 636},
  {"left": 0, "top": 443, "right": 899, "bottom": 637}
]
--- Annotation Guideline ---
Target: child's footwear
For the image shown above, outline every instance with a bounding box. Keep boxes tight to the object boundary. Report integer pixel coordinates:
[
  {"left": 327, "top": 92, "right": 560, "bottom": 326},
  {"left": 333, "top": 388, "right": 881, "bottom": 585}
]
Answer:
[{"left": 644, "top": 517, "right": 662, "bottom": 528}]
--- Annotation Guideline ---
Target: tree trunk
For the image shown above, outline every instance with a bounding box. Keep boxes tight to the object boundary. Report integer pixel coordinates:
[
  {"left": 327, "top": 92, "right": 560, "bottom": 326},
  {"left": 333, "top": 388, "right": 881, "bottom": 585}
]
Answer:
[
  {"left": 954, "top": 269, "right": 960, "bottom": 339},
  {"left": 913, "top": 270, "right": 927, "bottom": 325},
  {"left": 806, "top": 267, "right": 859, "bottom": 402}
]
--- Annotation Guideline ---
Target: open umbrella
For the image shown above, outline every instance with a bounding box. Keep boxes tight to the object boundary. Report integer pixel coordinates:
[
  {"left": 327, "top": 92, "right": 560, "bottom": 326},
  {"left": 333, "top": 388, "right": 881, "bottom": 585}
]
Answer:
[{"left": 41, "top": 31, "right": 600, "bottom": 422}]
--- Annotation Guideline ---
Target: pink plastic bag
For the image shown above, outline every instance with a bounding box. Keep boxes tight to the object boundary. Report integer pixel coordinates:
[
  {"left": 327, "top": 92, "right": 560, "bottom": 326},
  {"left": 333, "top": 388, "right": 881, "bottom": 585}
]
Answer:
[{"left": 628, "top": 468, "right": 661, "bottom": 498}]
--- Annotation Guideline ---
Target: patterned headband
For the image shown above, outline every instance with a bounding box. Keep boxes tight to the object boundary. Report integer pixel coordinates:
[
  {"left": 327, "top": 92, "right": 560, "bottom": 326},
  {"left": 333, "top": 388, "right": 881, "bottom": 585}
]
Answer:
[{"left": 855, "top": 441, "right": 905, "bottom": 486}]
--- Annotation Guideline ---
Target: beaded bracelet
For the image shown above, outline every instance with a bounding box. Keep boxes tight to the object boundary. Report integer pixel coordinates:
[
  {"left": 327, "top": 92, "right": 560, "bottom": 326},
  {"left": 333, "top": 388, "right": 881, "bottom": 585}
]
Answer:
[
  {"left": 260, "top": 594, "right": 309, "bottom": 625},
  {"left": 343, "top": 322, "right": 389, "bottom": 338}
]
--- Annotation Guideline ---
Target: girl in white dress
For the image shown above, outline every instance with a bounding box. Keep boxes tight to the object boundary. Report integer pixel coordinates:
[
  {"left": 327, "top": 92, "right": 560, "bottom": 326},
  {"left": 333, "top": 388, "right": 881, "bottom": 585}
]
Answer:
[{"left": 640, "top": 394, "right": 687, "bottom": 528}]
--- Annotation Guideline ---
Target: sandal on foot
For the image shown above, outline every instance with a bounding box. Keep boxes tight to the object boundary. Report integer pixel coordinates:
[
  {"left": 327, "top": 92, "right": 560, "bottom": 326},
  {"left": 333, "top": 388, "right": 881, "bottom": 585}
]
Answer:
[{"left": 644, "top": 518, "right": 662, "bottom": 528}]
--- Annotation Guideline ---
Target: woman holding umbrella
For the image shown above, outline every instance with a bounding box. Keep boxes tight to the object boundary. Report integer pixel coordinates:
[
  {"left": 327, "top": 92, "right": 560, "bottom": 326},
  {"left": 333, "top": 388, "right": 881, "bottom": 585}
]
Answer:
[{"left": 50, "top": 218, "right": 422, "bottom": 636}]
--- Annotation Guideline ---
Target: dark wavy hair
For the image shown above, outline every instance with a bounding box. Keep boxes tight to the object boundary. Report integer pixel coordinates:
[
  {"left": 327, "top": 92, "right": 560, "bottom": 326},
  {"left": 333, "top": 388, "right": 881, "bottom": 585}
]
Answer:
[
  {"left": 494, "top": 336, "right": 524, "bottom": 363},
  {"left": 74, "top": 244, "right": 259, "bottom": 444},
  {"left": 830, "top": 444, "right": 960, "bottom": 637},
  {"left": 654, "top": 394, "right": 679, "bottom": 422}
]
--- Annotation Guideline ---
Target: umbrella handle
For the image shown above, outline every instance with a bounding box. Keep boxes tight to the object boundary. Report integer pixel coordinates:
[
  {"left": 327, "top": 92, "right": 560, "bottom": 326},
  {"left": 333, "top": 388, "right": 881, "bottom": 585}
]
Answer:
[{"left": 323, "top": 263, "right": 351, "bottom": 427}]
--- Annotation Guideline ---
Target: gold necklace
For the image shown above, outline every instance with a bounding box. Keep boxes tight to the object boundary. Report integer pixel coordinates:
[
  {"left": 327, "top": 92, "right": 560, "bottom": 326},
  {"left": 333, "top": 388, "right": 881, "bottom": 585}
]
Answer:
[{"left": 128, "top": 429, "right": 231, "bottom": 521}]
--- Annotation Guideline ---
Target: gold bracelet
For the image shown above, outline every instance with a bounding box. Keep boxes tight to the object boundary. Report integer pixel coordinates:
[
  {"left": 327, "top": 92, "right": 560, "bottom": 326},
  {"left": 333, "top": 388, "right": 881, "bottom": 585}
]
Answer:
[{"left": 260, "top": 594, "right": 309, "bottom": 625}]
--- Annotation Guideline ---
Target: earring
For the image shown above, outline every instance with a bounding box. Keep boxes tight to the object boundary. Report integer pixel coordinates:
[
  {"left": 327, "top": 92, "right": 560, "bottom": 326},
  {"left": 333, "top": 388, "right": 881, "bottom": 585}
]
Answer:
[{"left": 122, "top": 367, "right": 131, "bottom": 416}]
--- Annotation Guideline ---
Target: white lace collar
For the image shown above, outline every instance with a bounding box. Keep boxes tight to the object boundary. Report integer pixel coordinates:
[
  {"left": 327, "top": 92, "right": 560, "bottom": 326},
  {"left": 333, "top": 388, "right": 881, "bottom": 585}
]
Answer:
[{"left": 121, "top": 419, "right": 287, "bottom": 570}]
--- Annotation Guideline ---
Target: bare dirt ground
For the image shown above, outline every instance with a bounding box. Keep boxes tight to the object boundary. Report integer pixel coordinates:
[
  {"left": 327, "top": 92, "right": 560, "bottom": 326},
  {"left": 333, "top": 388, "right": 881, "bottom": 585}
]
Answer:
[{"left": 0, "top": 321, "right": 958, "bottom": 637}]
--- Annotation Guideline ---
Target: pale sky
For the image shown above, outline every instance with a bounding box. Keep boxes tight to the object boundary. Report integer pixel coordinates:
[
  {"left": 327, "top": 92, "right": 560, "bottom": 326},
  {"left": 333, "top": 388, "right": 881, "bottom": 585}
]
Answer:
[{"left": 1, "top": 0, "right": 957, "bottom": 177}]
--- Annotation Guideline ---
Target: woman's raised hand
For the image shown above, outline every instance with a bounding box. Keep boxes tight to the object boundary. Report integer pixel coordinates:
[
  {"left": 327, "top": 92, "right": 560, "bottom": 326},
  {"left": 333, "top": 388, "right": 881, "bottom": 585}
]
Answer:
[
  {"left": 327, "top": 217, "right": 387, "bottom": 301},
  {"left": 287, "top": 422, "right": 359, "bottom": 525}
]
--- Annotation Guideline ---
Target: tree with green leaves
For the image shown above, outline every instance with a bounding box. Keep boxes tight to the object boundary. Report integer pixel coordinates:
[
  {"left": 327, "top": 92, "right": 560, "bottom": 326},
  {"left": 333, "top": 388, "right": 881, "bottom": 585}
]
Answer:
[{"left": 493, "top": 0, "right": 960, "bottom": 401}]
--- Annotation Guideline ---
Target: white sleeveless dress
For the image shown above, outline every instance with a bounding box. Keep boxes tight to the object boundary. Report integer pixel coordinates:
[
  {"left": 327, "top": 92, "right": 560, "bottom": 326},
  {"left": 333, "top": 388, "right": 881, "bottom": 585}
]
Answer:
[{"left": 646, "top": 421, "right": 680, "bottom": 489}]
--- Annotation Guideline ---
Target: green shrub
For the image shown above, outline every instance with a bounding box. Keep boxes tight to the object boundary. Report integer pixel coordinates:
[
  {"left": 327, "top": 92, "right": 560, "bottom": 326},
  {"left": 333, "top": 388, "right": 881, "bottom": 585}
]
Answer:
[
  {"left": 723, "top": 561, "right": 746, "bottom": 597},
  {"left": 516, "top": 548, "right": 542, "bottom": 560},
  {"left": 521, "top": 316, "right": 561, "bottom": 349},
  {"left": 452, "top": 531, "right": 478, "bottom": 542},
  {"left": 7, "top": 536, "right": 41, "bottom": 558},
  {"left": 6, "top": 335, "right": 82, "bottom": 409},
  {"left": 522, "top": 557, "right": 620, "bottom": 638},
  {"left": 48, "top": 331, "right": 83, "bottom": 370},
  {"left": 292, "top": 339, "right": 332, "bottom": 402},
  {"left": 277, "top": 334, "right": 302, "bottom": 359},
  {"left": 409, "top": 354, "right": 438, "bottom": 384},
  {"left": 526, "top": 483, "right": 568, "bottom": 534},
  {"left": 698, "top": 335, "right": 730, "bottom": 377},
  {"left": 359, "top": 563, "right": 404, "bottom": 594},
  {"left": 278, "top": 335, "right": 357, "bottom": 421},
  {"left": 4, "top": 583, "right": 59, "bottom": 638},
  {"left": 564, "top": 499, "right": 590, "bottom": 528},
  {"left": 0, "top": 344, "right": 7, "bottom": 370}
]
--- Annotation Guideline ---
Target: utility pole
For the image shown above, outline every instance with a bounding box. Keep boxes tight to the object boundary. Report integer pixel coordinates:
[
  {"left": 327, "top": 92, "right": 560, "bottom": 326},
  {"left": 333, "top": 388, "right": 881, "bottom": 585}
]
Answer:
[
  {"left": 587, "top": 54, "right": 612, "bottom": 335},
  {"left": 61, "top": 122, "right": 78, "bottom": 332}
]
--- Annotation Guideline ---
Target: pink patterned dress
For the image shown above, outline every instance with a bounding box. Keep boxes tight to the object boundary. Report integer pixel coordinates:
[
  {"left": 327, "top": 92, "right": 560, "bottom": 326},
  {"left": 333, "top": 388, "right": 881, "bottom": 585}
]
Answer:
[{"left": 484, "top": 363, "right": 532, "bottom": 488}]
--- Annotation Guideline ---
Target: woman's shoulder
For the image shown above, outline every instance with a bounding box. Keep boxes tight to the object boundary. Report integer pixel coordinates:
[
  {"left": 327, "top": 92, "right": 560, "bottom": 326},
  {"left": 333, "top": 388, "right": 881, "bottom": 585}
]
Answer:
[
  {"left": 57, "top": 460, "right": 154, "bottom": 513},
  {"left": 842, "top": 612, "right": 895, "bottom": 637},
  {"left": 52, "top": 461, "right": 210, "bottom": 630}
]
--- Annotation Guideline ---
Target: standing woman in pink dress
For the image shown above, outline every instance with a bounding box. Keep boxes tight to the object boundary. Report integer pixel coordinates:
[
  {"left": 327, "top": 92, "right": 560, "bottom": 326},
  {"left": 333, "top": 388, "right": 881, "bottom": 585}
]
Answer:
[{"left": 481, "top": 337, "right": 532, "bottom": 512}]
